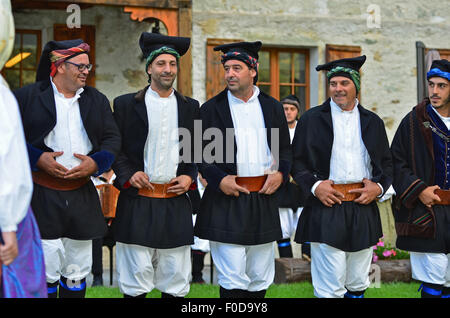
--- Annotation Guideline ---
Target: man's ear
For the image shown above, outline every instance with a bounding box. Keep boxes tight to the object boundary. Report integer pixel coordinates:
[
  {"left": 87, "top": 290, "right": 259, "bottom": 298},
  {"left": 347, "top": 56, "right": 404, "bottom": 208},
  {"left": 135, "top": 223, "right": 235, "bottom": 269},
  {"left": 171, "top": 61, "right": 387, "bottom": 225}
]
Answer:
[
  {"left": 57, "top": 63, "right": 66, "bottom": 75},
  {"left": 250, "top": 66, "right": 257, "bottom": 78}
]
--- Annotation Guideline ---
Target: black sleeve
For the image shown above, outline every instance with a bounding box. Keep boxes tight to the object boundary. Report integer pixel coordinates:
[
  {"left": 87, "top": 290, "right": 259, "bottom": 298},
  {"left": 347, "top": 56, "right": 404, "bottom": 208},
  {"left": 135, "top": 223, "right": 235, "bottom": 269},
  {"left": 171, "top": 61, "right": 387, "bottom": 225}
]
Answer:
[
  {"left": 111, "top": 96, "right": 138, "bottom": 192},
  {"left": 177, "top": 99, "right": 200, "bottom": 182},
  {"left": 89, "top": 92, "right": 122, "bottom": 176},
  {"left": 291, "top": 113, "right": 320, "bottom": 199},
  {"left": 391, "top": 113, "right": 427, "bottom": 209}
]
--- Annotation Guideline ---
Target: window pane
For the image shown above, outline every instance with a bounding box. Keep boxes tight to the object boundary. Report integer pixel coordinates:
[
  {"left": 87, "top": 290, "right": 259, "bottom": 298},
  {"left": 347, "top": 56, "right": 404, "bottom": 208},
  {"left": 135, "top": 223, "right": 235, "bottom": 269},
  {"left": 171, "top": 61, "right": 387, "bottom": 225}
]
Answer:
[
  {"left": 259, "top": 84, "right": 271, "bottom": 96},
  {"left": 4, "top": 70, "right": 20, "bottom": 90},
  {"left": 295, "top": 86, "right": 306, "bottom": 116},
  {"left": 14, "top": 33, "right": 21, "bottom": 52},
  {"left": 258, "top": 51, "right": 270, "bottom": 83},
  {"left": 22, "top": 33, "right": 38, "bottom": 69},
  {"left": 5, "top": 35, "right": 22, "bottom": 69},
  {"left": 279, "top": 85, "right": 292, "bottom": 99},
  {"left": 279, "top": 52, "right": 291, "bottom": 83},
  {"left": 294, "top": 53, "right": 306, "bottom": 84},
  {"left": 22, "top": 70, "right": 36, "bottom": 86}
]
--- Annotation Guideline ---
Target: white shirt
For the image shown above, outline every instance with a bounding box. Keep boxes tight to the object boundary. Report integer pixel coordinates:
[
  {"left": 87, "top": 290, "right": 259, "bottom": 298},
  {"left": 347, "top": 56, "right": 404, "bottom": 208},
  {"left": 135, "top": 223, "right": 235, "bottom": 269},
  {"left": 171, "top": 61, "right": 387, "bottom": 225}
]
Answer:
[
  {"left": 91, "top": 173, "right": 116, "bottom": 186},
  {"left": 430, "top": 106, "right": 450, "bottom": 130},
  {"left": 311, "top": 98, "right": 382, "bottom": 196},
  {"left": 0, "top": 79, "right": 33, "bottom": 232},
  {"left": 289, "top": 122, "right": 297, "bottom": 143},
  {"left": 143, "top": 86, "right": 179, "bottom": 183},
  {"left": 44, "top": 78, "right": 92, "bottom": 169},
  {"left": 228, "top": 86, "right": 273, "bottom": 177}
]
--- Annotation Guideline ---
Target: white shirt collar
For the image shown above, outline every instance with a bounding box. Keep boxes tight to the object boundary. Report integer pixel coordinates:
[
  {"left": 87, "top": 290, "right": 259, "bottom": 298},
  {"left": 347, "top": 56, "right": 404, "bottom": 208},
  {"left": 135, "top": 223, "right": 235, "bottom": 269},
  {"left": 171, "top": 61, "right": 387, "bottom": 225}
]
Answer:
[
  {"left": 330, "top": 97, "right": 359, "bottom": 113},
  {"left": 228, "top": 85, "right": 260, "bottom": 104},
  {"left": 147, "top": 85, "right": 175, "bottom": 99},
  {"left": 50, "top": 77, "right": 84, "bottom": 99}
]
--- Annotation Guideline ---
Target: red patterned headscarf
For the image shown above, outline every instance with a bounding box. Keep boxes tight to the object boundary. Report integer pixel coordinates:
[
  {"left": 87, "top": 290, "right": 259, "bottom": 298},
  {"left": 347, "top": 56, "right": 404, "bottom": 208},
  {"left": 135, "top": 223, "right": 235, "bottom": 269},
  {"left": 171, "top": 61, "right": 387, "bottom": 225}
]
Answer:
[{"left": 49, "top": 42, "right": 90, "bottom": 77}]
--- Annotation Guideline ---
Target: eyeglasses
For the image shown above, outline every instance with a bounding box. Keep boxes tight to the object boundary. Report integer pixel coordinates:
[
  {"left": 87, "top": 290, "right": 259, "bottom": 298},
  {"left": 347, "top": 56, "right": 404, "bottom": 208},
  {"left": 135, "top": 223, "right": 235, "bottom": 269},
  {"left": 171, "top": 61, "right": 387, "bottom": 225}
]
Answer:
[{"left": 64, "top": 61, "right": 93, "bottom": 72}]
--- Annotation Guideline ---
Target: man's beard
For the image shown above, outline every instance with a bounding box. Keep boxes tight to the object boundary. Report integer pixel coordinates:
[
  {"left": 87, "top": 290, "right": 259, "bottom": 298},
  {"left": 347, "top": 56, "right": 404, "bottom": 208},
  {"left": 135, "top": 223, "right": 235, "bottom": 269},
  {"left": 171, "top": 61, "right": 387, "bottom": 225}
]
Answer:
[
  {"left": 431, "top": 94, "right": 450, "bottom": 109},
  {"left": 151, "top": 71, "right": 175, "bottom": 90}
]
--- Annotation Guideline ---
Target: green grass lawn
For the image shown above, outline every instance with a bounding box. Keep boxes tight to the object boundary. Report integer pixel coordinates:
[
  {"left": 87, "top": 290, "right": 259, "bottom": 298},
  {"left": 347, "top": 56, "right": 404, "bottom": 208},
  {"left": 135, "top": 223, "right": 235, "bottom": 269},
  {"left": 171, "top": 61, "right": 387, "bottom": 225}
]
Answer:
[{"left": 86, "top": 281, "right": 421, "bottom": 298}]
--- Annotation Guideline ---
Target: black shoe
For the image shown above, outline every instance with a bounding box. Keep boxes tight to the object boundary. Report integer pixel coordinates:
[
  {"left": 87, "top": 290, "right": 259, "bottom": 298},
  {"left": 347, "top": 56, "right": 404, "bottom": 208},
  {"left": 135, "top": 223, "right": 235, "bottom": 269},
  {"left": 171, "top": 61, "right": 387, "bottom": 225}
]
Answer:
[
  {"left": 419, "top": 282, "right": 442, "bottom": 298},
  {"left": 92, "top": 275, "right": 103, "bottom": 287},
  {"left": 191, "top": 276, "right": 206, "bottom": 284}
]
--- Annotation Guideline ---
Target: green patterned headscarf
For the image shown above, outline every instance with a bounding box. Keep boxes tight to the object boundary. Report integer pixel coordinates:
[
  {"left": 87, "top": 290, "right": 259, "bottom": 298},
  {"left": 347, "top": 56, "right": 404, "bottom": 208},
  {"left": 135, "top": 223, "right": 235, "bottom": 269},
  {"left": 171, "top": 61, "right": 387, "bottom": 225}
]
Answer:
[{"left": 327, "top": 66, "right": 361, "bottom": 92}]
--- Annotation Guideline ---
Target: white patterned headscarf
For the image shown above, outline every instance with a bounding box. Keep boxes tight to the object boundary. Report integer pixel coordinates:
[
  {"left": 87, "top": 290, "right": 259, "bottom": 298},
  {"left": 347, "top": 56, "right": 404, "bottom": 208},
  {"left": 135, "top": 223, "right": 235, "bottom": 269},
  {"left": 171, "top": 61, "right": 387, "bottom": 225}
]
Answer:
[{"left": 0, "top": 0, "right": 15, "bottom": 87}]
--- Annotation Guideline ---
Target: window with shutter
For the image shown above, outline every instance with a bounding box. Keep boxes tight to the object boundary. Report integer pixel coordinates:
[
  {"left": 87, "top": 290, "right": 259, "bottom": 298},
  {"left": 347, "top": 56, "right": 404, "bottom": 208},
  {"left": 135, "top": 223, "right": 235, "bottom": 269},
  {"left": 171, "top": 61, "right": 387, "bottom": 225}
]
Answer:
[
  {"left": 1, "top": 29, "right": 41, "bottom": 90},
  {"left": 258, "top": 47, "right": 310, "bottom": 114}
]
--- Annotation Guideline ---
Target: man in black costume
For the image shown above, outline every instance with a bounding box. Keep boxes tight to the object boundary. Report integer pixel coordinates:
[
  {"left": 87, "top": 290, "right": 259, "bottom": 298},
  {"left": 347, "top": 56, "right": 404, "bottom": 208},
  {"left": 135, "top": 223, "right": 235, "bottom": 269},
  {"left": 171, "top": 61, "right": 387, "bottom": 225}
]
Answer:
[
  {"left": 112, "top": 32, "right": 199, "bottom": 298},
  {"left": 194, "top": 41, "right": 292, "bottom": 298},
  {"left": 13, "top": 39, "right": 121, "bottom": 298},
  {"left": 276, "top": 95, "right": 306, "bottom": 258},
  {"left": 391, "top": 59, "right": 450, "bottom": 298},
  {"left": 292, "top": 55, "right": 392, "bottom": 298}
]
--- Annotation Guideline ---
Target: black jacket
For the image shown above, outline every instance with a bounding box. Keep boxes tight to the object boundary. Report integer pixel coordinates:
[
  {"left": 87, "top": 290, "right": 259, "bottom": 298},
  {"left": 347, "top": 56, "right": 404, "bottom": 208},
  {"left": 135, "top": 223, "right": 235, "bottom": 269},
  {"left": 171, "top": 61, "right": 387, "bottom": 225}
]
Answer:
[
  {"left": 112, "top": 86, "right": 200, "bottom": 196},
  {"left": 198, "top": 88, "right": 292, "bottom": 191},
  {"left": 13, "top": 80, "right": 121, "bottom": 175},
  {"left": 391, "top": 98, "right": 442, "bottom": 241},
  {"left": 292, "top": 98, "right": 393, "bottom": 204}
]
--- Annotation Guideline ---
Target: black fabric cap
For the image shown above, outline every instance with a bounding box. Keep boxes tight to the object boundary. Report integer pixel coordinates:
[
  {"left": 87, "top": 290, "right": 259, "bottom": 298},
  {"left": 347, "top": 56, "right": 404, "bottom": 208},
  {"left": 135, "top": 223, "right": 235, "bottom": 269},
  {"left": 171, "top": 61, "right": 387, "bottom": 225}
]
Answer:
[
  {"left": 139, "top": 32, "right": 190, "bottom": 59},
  {"left": 315, "top": 55, "right": 366, "bottom": 72},
  {"left": 36, "top": 39, "right": 87, "bottom": 81},
  {"left": 429, "top": 59, "right": 450, "bottom": 74},
  {"left": 213, "top": 41, "right": 262, "bottom": 60}
]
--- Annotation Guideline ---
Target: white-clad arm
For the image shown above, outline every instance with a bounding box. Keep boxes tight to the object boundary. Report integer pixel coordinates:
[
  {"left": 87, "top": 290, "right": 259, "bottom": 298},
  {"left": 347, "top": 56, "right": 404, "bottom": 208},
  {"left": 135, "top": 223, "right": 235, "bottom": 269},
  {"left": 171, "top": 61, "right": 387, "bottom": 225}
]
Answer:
[{"left": 0, "top": 82, "right": 33, "bottom": 232}]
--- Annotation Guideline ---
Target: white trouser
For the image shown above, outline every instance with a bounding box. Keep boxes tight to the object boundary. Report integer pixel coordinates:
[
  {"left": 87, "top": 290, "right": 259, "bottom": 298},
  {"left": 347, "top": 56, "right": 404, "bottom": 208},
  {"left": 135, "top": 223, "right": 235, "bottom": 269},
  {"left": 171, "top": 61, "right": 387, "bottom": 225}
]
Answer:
[
  {"left": 311, "top": 243, "right": 373, "bottom": 298},
  {"left": 210, "top": 241, "right": 275, "bottom": 291},
  {"left": 41, "top": 238, "right": 92, "bottom": 283},
  {"left": 410, "top": 252, "right": 450, "bottom": 287},
  {"left": 278, "top": 207, "right": 302, "bottom": 239},
  {"left": 116, "top": 242, "right": 191, "bottom": 297}
]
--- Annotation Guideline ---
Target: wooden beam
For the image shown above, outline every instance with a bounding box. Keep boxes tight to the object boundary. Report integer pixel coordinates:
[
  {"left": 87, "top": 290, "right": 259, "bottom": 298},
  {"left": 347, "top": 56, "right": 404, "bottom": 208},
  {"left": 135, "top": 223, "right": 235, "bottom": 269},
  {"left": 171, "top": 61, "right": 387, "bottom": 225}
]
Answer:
[
  {"left": 12, "top": 0, "right": 92, "bottom": 10},
  {"left": 12, "top": 0, "right": 184, "bottom": 9},
  {"left": 177, "top": 4, "right": 192, "bottom": 96},
  {"left": 124, "top": 7, "right": 178, "bottom": 36}
]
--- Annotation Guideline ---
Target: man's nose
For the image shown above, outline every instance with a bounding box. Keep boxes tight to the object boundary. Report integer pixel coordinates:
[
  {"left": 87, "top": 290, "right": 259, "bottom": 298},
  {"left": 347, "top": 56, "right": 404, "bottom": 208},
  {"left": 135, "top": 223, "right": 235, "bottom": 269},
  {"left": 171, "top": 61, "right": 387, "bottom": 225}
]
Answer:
[
  {"left": 432, "top": 86, "right": 439, "bottom": 94},
  {"left": 225, "top": 69, "right": 235, "bottom": 77},
  {"left": 160, "top": 63, "right": 172, "bottom": 73}
]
